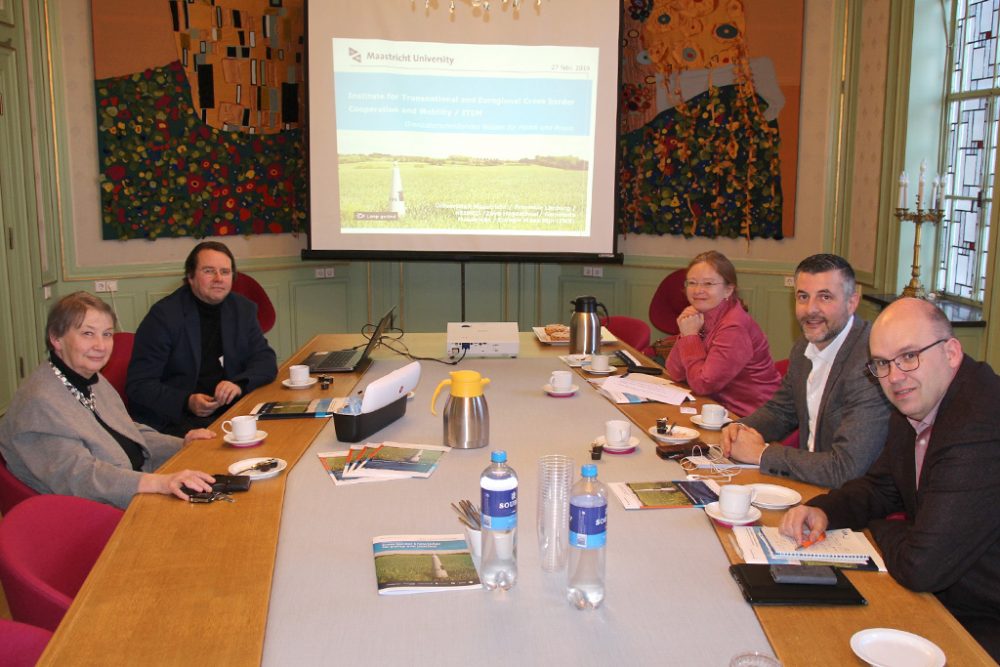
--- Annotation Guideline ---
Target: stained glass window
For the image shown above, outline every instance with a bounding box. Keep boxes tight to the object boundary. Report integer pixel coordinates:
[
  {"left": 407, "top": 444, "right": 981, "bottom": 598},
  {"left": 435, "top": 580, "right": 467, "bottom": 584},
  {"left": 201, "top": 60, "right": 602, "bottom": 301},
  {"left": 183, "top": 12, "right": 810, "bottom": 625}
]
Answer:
[{"left": 939, "top": 0, "right": 1000, "bottom": 301}]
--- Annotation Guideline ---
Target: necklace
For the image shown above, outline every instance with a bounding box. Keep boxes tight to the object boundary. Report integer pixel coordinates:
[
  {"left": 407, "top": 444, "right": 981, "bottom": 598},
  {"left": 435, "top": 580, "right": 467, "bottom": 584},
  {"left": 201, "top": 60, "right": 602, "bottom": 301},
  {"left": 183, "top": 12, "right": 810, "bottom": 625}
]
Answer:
[{"left": 50, "top": 361, "right": 96, "bottom": 413}]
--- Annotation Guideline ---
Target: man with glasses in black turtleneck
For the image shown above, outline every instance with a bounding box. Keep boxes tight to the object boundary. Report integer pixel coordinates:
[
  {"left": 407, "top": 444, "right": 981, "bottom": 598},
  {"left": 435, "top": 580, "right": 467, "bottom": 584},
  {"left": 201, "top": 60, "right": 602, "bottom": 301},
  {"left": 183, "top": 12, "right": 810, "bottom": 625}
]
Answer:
[{"left": 126, "top": 242, "right": 277, "bottom": 437}]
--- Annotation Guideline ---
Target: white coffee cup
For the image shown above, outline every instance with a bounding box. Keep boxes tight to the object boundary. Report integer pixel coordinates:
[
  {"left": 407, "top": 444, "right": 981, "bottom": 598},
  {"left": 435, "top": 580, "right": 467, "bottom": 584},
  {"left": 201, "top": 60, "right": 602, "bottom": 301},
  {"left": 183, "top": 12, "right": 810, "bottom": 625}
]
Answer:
[
  {"left": 719, "top": 484, "right": 756, "bottom": 519},
  {"left": 604, "top": 419, "right": 631, "bottom": 448},
  {"left": 289, "top": 364, "right": 311, "bottom": 385},
  {"left": 549, "top": 370, "right": 573, "bottom": 391},
  {"left": 590, "top": 354, "right": 611, "bottom": 372},
  {"left": 222, "top": 415, "right": 258, "bottom": 441},
  {"left": 701, "top": 403, "right": 728, "bottom": 426}
]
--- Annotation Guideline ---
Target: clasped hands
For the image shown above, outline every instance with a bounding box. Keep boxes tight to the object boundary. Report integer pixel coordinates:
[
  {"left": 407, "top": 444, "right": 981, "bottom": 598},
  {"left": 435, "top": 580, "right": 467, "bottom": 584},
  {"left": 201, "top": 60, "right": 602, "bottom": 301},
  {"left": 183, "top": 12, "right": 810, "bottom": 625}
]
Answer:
[
  {"left": 720, "top": 422, "right": 768, "bottom": 466},
  {"left": 187, "top": 380, "right": 242, "bottom": 416},
  {"left": 676, "top": 306, "right": 705, "bottom": 337}
]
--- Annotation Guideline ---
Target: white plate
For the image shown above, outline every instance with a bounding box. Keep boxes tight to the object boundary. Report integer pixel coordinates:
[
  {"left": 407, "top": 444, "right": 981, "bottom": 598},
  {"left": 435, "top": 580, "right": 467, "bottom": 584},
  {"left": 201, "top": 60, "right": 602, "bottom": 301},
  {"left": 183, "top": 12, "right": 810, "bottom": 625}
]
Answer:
[
  {"left": 532, "top": 326, "right": 617, "bottom": 345},
  {"left": 543, "top": 383, "right": 579, "bottom": 397},
  {"left": 647, "top": 425, "right": 700, "bottom": 444},
  {"left": 690, "top": 414, "right": 732, "bottom": 430},
  {"left": 704, "top": 502, "right": 762, "bottom": 526},
  {"left": 850, "top": 628, "right": 946, "bottom": 667},
  {"left": 582, "top": 364, "right": 615, "bottom": 375},
  {"left": 559, "top": 354, "right": 590, "bottom": 367},
  {"left": 228, "top": 457, "right": 288, "bottom": 480},
  {"left": 223, "top": 430, "right": 268, "bottom": 448},
  {"left": 748, "top": 483, "right": 802, "bottom": 510},
  {"left": 594, "top": 435, "right": 639, "bottom": 454},
  {"left": 282, "top": 377, "right": 317, "bottom": 389}
]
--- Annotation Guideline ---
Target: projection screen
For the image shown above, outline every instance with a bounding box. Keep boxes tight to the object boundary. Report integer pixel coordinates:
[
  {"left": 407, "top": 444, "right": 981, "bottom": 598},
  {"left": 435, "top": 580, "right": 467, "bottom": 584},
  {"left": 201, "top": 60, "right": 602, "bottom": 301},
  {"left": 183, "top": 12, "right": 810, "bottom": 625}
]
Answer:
[{"left": 304, "top": 0, "right": 622, "bottom": 262}]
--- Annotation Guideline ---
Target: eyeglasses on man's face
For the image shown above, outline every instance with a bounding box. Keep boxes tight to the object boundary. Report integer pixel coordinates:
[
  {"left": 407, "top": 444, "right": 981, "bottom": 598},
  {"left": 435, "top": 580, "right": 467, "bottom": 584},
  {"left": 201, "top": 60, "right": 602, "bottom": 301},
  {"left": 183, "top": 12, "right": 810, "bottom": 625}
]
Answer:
[
  {"left": 684, "top": 280, "right": 724, "bottom": 289},
  {"left": 199, "top": 267, "right": 233, "bottom": 278},
  {"left": 865, "top": 338, "right": 948, "bottom": 378}
]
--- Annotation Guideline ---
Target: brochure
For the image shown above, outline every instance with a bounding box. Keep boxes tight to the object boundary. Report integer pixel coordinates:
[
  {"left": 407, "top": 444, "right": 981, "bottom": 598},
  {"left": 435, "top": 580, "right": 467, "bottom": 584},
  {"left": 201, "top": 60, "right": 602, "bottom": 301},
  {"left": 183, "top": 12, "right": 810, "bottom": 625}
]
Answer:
[
  {"left": 317, "top": 441, "right": 448, "bottom": 485},
  {"left": 372, "top": 534, "right": 481, "bottom": 594},
  {"left": 609, "top": 480, "right": 719, "bottom": 510},
  {"left": 251, "top": 398, "right": 340, "bottom": 419}
]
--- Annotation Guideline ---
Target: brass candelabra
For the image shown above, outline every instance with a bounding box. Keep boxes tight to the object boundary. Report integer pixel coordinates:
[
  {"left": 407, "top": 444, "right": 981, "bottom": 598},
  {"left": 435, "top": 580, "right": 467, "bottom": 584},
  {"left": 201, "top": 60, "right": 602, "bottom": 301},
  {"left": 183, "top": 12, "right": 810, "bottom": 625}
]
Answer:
[{"left": 894, "top": 197, "right": 944, "bottom": 299}]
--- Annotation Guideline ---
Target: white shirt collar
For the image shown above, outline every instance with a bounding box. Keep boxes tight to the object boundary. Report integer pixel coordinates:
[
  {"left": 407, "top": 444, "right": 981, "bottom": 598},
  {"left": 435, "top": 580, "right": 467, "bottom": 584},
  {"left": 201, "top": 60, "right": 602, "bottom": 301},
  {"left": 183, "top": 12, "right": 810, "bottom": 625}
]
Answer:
[{"left": 804, "top": 315, "right": 854, "bottom": 364}]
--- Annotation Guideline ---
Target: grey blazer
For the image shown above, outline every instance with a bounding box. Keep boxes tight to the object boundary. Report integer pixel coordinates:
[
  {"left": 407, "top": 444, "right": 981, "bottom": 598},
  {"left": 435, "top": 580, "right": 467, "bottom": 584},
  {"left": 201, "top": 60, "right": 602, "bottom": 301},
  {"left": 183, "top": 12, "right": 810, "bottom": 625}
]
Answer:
[
  {"left": 740, "top": 317, "right": 891, "bottom": 488},
  {"left": 0, "top": 362, "right": 182, "bottom": 509}
]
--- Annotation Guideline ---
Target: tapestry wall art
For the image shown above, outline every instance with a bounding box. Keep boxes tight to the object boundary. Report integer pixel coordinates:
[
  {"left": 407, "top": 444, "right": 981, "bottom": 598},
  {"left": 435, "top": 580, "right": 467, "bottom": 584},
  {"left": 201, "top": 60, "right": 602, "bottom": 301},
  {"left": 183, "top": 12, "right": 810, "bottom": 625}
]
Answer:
[
  {"left": 92, "top": 0, "right": 306, "bottom": 240},
  {"left": 618, "top": 0, "right": 804, "bottom": 240}
]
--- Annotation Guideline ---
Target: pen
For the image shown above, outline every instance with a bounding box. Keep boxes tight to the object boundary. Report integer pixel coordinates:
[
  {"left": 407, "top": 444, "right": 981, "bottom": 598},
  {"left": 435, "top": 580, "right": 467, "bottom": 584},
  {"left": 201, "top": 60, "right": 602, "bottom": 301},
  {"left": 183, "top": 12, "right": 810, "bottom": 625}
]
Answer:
[{"left": 797, "top": 531, "right": 826, "bottom": 551}]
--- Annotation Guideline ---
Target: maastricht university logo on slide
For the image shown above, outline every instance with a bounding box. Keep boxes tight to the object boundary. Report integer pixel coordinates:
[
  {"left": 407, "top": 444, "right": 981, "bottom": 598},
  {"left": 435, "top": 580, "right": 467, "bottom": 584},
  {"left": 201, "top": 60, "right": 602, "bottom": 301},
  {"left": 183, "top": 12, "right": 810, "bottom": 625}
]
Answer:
[{"left": 349, "top": 47, "right": 362, "bottom": 63}]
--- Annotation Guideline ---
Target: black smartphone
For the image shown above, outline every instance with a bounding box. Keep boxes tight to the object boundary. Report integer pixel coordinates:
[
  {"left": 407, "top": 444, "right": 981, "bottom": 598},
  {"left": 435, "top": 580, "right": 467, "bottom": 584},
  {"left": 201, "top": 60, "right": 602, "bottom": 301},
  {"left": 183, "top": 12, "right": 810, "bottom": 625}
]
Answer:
[{"left": 769, "top": 564, "right": 838, "bottom": 586}]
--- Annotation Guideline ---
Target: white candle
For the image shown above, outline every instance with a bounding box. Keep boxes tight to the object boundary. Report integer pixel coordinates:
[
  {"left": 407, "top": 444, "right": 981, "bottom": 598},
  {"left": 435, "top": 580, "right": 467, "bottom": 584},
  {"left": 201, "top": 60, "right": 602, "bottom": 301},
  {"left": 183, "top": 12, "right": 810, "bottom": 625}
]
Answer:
[
  {"left": 918, "top": 160, "right": 927, "bottom": 206},
  {"left": 930, "top": 176, "right": 938, "bottom": 212},
  {"left": 898, "top": 172, "right": 908, "bottom": 209}
]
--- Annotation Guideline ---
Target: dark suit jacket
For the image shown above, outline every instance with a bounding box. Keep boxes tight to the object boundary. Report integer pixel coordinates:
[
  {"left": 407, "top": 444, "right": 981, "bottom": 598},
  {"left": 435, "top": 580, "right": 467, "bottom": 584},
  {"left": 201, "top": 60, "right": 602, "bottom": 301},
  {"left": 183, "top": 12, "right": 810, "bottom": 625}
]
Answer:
[
  {"left": 126, "top": 285, "right": 277, "bottom": 433},
  {"left": 809, "top": 356, "right": 1000, "bottom": 661},
  {"left": 741, "top": 317, "right": 891, "bottom": 488}
]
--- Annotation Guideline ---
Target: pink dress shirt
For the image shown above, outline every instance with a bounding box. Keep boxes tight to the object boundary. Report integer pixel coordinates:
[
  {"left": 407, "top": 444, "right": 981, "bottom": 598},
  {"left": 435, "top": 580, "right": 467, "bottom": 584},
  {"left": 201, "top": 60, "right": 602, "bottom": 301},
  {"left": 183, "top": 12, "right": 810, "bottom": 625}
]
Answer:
[{"left": 665, "top": 298, "right": 782, "bottom": 417}]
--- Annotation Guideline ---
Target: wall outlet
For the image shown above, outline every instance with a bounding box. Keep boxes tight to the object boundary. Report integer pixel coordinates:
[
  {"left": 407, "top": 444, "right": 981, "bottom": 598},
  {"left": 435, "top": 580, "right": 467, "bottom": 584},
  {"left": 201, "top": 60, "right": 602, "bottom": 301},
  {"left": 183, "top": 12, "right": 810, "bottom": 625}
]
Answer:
[
  {"left": 582, "top": 266, "right": 604, "bottom": 278},
  {"left": 315, "top": 268, "right": 325, "bottom": 279},
  {"left": 43, "top": 285, "right": 52, "bottom": 300},
  {"left": 95, "top": 280, "right": 108, "bottom": 293},
  {"left": 324, "top": 267, "right": 336, "bottom": 278},
  {"left": 783, "top": 276, "right": 795, "bottom": 288},
  {"left": 107, "top": 280, "right": 118, "bottom": 292}
]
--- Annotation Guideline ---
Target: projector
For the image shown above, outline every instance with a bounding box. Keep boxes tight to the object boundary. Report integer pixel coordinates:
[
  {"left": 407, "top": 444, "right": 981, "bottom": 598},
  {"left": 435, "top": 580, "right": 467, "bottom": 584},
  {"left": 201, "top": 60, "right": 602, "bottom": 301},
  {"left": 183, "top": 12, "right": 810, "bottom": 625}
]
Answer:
[{"left": 446, "top": 322, "right": 520, "bottom": 358}]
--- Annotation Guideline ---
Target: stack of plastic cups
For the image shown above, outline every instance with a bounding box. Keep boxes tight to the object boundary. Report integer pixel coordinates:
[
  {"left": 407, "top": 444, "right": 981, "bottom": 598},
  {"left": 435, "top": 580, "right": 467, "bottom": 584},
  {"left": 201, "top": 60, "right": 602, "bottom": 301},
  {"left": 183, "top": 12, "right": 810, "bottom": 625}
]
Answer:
[{"left": 537, "top": 454, "right": 574, "bottom": 572}]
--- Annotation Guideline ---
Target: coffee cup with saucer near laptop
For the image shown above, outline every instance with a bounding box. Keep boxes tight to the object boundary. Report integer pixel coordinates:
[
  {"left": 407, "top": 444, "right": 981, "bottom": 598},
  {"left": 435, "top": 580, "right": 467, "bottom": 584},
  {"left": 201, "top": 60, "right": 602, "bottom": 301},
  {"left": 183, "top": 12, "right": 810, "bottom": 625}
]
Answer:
[{"left": 283, "top": 364, "right": 316, "bottom": 389}]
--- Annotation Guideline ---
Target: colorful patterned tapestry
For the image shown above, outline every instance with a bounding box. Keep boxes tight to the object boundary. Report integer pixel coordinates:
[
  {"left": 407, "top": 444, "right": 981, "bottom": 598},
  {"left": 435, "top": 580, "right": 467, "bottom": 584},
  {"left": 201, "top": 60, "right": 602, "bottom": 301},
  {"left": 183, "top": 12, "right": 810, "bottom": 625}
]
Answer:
[
  {"left": 93, "top": 0, "right": 305, "bottom": 240},
  {"left": 618, "top": 0, "right": 803, "bottom": 240}
]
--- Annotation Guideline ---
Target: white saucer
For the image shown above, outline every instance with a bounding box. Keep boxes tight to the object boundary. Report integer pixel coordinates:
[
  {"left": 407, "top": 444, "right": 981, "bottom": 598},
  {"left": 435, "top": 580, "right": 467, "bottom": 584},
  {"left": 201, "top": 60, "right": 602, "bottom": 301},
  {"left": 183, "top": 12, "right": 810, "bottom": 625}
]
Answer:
[
  {"left": 543, "top": 383, "right": 579, "bottom": 397},
  {"left": 647, "top": 425, "right": 699, "bottom": 444},
  {"left": 228, "top": 457, "right": 288, "bottom": 480},
  {"left": 850, "top": 628, "right": 945, "bottom": 667},
  {"left": 283, "top": 377, "right": 317, "bottom": 389},
  {"left": 223, "top": 430, "right": 268, "bottom": 448},
  {"left": 559, "top": 354, "right": 590, "bottom": 367},
  {"left": 690, "top": 414, "right": 732, "bottom": 430},
  {"left": 748, "top": 483, "right": 802, "bottom": 510},
  {"left": 594, "top": 435, "right": 639, "bottom": 454},
  {"left": 582, "top": 364, "right": 615, "bottom": 375},
  {"left": 704, "top": 501, "right": 761, "bottom": 526}
]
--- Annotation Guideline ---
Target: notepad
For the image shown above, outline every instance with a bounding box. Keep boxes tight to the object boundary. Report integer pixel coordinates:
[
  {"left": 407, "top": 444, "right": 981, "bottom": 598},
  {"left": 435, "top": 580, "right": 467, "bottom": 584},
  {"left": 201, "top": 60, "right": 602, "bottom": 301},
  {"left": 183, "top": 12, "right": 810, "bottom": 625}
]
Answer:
[{"left": 758, "top": 527, "right": 872, "bottom": 563}]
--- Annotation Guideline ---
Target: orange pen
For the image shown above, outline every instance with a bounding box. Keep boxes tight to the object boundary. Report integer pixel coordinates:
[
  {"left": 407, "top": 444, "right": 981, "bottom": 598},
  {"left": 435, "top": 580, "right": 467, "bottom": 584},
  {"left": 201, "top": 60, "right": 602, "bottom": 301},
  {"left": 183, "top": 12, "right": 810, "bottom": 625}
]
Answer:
[{"left": 797, "top": 531, "right": 826, "bottom": 551}]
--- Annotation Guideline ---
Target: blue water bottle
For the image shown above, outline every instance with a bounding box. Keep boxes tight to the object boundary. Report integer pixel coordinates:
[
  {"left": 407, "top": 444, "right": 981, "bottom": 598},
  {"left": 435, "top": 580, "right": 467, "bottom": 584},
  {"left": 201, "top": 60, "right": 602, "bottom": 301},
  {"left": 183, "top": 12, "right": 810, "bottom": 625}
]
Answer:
[
  {"left": 480, "top": 450, "right": 518, "bottom": 591},
  {"left": 567, "top": 464, "right": 607, "bottom": 609}
]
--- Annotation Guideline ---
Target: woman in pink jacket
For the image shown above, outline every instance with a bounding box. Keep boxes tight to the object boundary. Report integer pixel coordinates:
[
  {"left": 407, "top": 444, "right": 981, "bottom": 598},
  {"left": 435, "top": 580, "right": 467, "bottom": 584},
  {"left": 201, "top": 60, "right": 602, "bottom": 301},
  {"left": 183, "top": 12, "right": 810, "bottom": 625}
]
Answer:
[{"left": 665, "top": 251, "right": 781, "bottom": 417}]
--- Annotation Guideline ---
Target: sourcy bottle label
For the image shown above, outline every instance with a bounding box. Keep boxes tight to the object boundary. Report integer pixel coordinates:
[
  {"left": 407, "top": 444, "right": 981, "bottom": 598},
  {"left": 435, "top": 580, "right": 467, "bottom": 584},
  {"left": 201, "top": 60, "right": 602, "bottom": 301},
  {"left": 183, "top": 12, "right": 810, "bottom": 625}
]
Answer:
[
  {"left": 482, "top": 487, "right": 518, "bottom": 531},
  {"left": 569, "top": 502, "right": 607, "bottom": 549}
]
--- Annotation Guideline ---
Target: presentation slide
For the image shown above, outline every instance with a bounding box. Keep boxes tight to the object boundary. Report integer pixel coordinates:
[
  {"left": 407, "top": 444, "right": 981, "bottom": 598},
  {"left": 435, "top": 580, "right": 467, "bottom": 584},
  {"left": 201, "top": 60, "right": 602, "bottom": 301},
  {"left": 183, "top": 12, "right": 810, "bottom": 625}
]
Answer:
[{"left": 307, "top": 1, "right": 621, "bottom": 261}]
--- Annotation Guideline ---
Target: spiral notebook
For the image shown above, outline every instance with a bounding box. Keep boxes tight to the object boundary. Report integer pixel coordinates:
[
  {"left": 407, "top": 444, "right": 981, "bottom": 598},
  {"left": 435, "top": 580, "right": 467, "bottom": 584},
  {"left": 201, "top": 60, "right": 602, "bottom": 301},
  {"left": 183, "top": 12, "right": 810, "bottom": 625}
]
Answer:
[{"left": 758, "top": 527, "right": 873, "bottom": 564}]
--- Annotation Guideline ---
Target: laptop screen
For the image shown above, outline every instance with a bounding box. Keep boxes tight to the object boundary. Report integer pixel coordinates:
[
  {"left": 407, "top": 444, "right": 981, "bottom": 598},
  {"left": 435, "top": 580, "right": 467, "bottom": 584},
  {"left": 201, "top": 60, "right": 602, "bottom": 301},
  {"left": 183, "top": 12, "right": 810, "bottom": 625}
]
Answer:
[{"left": 359, "top": 306, "right": 395, "bottom": 362}]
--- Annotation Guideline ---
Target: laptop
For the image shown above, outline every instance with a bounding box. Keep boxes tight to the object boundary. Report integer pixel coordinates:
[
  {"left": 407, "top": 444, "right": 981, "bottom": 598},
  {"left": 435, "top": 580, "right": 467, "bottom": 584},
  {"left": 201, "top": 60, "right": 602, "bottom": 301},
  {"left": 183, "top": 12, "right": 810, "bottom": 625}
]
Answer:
[{"left": 303, "top": 307, "right": 395, "bottom": 373}]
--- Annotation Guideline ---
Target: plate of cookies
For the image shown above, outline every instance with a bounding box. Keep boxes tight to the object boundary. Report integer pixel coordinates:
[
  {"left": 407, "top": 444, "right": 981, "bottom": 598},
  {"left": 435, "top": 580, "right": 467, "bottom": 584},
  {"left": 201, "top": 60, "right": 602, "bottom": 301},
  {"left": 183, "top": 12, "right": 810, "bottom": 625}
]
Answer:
[{"left": 533, "top": 325, "right": 618, "bottom": 345}]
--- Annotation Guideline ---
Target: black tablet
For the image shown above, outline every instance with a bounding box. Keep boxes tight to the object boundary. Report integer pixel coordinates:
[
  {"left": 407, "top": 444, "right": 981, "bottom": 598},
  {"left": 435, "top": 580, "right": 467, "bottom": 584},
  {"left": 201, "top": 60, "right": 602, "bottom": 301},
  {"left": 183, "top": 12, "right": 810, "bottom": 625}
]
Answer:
[{"left": 729, "top": 564, "right": 867, "bottom": 606}]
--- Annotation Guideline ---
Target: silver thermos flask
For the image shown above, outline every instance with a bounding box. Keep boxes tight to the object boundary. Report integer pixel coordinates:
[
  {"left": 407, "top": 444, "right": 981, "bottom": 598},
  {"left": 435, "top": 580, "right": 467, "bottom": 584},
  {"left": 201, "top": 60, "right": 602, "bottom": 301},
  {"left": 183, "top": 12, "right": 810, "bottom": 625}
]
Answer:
[
  {"left": 569, "top": 295, "right": 606, "bottom": 354},
  {"left": 430, "top": 370, "right": 490, "bottom": 449}
]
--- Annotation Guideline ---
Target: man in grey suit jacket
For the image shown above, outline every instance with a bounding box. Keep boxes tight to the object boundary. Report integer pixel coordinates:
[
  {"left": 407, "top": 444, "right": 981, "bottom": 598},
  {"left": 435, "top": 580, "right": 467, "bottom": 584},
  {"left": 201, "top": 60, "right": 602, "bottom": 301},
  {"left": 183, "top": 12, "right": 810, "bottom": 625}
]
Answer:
[{"left": 721, "top": 254, "right": 890, "bottom": 488}]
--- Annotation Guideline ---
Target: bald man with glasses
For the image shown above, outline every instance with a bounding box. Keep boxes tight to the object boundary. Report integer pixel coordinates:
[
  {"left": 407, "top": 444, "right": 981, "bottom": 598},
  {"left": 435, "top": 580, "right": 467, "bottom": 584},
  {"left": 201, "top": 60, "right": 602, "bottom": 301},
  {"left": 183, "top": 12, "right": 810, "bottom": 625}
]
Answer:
[{"left": 781, "top": 297, "right": 1000, "bottom": 661}]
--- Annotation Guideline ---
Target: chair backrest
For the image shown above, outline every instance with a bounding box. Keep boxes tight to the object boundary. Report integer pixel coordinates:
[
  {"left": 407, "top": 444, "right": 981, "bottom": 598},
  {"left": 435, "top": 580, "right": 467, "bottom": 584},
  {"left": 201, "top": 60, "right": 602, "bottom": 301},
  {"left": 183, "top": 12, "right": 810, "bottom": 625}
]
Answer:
[
  {"left": 600, "top": 315, "right": 651, "bottom": 353},
  {"left": 232, "top": 272, "right": 276, "bottom": 333},
  {"left": 0, "top": 495, "right": 123, "bottom": 631},
  {"left": 0, "top": 453, "right": 39, "bottom": 516},
  {"left": 0, "top": 618, "right": 53, "bottom": 667},
  {"left": 648, "top": 268, "right": 690, "bottom": 336},
  {"left": 101, "top": 331, "right": 135, "bottom": 407}
]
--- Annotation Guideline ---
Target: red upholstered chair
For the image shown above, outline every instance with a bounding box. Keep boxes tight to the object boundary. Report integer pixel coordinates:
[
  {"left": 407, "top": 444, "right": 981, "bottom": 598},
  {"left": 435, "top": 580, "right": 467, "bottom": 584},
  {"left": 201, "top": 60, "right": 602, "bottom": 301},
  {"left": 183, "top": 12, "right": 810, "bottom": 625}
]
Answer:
[
  {"left": 232, "top": 272, "right": 276, "bottom": 333},
  {"left": 646, "top": 269, "right": 690, "bottom": 357},
  {"left": 0, "top": 495, "right": 123, "bottom": 631},
  {"left": 100, "top": 331, "right": 135, "bottom": 407},
  {"left": 773, "top": 359, "right": 800, "bottom": 448},
  {"left": 0, "top": 453, "right": 39, "bottom": 516},
  {"left": 0, "top": 618, "right": 53, "bottom": 667},
  {"left": 600, "top": 316, "right": 651, "bottom": 354},
  {"left": 648, "top": 268, "right": 690, "bottom": 337}
]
